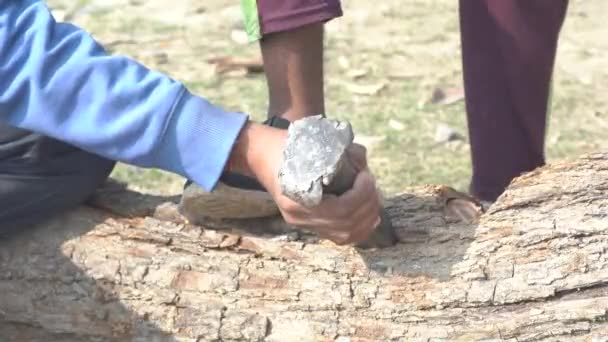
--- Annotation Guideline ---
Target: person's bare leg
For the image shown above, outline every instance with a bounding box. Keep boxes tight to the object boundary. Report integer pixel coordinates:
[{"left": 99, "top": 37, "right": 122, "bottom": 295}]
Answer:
[
  {"left": 250, "top": 0, "right": 341, "bottom": 121},
  {"left": 259, "top": 23, "right": 325, "bottom": 121}
]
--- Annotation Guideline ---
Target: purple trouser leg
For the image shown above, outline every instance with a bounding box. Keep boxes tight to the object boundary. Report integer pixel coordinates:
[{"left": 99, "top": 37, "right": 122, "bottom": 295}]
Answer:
[
  {"left": 459, "top": 0, "right": 569, "bottom": 202},
  {"left": 256, "top": 0, "right": 342, "bottom": 35}
]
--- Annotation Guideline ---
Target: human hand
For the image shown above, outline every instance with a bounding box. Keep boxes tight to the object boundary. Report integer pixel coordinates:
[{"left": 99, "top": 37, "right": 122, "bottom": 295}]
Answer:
[
  {"left": 228, "top": 122, "right": 382, "bottom": 245},
  {"left": 253, "top": 132, "right": 381, "bottom": 245},
  {"left": 270, "top": 160, "right": 382, "bottom": 245}
]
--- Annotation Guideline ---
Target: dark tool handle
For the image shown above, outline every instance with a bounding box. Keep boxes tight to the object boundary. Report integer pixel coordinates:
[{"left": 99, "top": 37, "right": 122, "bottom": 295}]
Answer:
[{"left": 324, "top": 153, "right": 397, "bottom": 249}]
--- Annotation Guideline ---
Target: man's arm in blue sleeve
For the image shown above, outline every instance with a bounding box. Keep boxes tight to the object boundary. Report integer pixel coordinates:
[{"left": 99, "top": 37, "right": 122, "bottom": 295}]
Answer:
[{"left": 0, "top": 0, "right": 248, "bottom": 191}]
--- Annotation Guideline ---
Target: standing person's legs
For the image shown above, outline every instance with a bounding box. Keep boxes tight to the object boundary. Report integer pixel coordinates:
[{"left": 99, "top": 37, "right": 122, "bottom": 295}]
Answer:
[
  {"left": 242, "top": 0, "right": 342, "bottom": 121},
  {"left": 459, "top": 0, "right": 569, "bottom": 202},
  {"left": 183, "top": 2, "right": 342, "bottom": 219},
  {"left": 0, "top": 125, "right": 115, "bottom": 235}
]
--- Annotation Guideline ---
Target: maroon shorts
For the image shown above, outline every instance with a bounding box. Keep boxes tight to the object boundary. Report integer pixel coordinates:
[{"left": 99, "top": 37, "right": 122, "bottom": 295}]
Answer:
[{"left": 242, "top": 0, "right": 342, "bottom": 40}]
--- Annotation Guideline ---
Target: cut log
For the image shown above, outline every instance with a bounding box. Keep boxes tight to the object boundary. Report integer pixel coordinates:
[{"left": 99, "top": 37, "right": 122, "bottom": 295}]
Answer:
[{"left": 2, "top": 153, "right": 608, "bottom": 341}]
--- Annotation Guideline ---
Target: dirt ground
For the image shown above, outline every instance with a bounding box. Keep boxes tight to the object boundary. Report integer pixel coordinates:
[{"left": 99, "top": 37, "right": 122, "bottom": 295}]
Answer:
[{"left": 46, "top": 0, "right": 608, "bottom": 196}]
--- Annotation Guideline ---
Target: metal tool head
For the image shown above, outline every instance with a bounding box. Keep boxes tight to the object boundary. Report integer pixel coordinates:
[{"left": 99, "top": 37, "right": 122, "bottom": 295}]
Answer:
[
  {"left": 278, "top": 115, "right": 397, "bottom": 249},
  {"left": 278, "top": 115, "right": 354, "bottom": 207}
]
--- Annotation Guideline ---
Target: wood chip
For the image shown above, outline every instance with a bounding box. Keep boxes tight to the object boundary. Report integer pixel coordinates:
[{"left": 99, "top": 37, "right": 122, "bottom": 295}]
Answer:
[
  {"left": 346, "top": 82, "right": 387, "bottom": 95},
  {"left": 207, "top": 56, "right": 264, "bottom": 75}
]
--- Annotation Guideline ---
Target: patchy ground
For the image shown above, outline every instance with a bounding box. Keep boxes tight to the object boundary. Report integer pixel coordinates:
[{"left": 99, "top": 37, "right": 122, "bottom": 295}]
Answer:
[{"left": 47, "top": 0, "right": 608, "bottom": 196}]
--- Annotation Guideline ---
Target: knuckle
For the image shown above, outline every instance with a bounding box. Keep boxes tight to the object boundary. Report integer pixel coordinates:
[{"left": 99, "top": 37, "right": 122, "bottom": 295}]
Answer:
[
  {"left": 282, "top": 200, "right": 299, "bottom": 213},
  {"left": 350, "top": 143, "right": 367, "bottom": 155},
  {"left": 337, "top": 206, "right": 350, "bottom": 219},
  {"left": 284, "top": 216, "right": 298, "bottom": 227},
  {"left": 332, "top": 231, "right": 352, "bottom": 246},
  {"left": 358, "top": 144, "right": 368, "bottom": 156},
  {"left": 334, "top": 236, "right": 350, "bottom": 246}
]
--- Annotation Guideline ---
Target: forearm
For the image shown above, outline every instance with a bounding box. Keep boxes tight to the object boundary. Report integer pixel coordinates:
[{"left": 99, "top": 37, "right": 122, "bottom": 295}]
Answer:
[
  {"left": 0, "top": 1, "right": 247, "bottom": 191},
  {"left": 227, "top": 122, "right": 287, "bottom": 187}
]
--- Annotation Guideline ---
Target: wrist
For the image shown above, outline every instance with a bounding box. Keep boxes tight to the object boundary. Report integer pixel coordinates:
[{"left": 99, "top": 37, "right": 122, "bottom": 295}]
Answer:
[{"left": 227, "top": 122, "right": 287, "bottom": 183}]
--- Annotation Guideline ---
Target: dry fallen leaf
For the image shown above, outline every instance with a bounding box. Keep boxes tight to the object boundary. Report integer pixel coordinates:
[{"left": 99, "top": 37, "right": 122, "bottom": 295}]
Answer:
[
  {"left": 219, "top": 234, "right": 241, "bottom": 248},
  {"left": 338, "top": 55, "right": 350, "bottom": 69},
  {"left": 549, "top": 133, "right": 562, "bottom": 145},
  {"left": 445, "top": 198, "right": 483, "bottom": 223},
  {"left": 435, "top": 123, "right": 464, "bottom": 143},
  {"left": 207, "top": 56, "right": 264, "bottom": 75},
  {"left": 387, "top": 69, "right": 424, "bottom": 80},
  {"left": 439, "top": 186, "right": 484, "bottom": 223},
  {"left": 388, "top": 119, "right": 405, "bottom": 131},
  {"left": 222, "top": 68, "right": 249, "bottom": 77},
  {"left": 230, "top": 29, "right": 249, "bottom": 45},
  {"left": 152, "top": 52, "right": 169, "bottom": 65},
  {"left": 346, "top": 82, "right": 387, "bottom": 95},
  {"left": 346, "top": 68, "right": 368, "bottom": 79},
  {"left": 430, "top": 87, "right": 464, "bottom": 105},
  {"left": 353, "top": 135, "right": 386, "bottom": 153},
  {"left": 193, "top": 6, "right": 206, "bottom": 14}
]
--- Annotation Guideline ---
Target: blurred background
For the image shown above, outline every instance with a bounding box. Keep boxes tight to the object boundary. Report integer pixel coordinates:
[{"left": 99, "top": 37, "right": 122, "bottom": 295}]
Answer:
[{"left": 47, "top": 0, "right": 608, "bottom": 196}]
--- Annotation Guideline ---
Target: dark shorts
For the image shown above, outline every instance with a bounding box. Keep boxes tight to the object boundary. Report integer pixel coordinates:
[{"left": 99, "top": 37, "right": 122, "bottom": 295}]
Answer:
[
  {"left": 241, "top": 0, "right": 342, "bottom": 41},
  {"left": 0, "top": 124, "right": 115, "bottom": 234}
]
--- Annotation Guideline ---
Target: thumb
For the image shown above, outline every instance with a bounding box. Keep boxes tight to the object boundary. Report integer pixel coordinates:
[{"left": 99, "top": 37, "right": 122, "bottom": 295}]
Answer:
[{"left": 346, "top": 143, "right": 368, "bottom": 172}]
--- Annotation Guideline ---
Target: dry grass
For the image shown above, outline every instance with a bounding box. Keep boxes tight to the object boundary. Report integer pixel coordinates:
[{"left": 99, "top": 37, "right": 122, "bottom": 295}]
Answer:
[{"left": 47, "top": 0, "right": 608, "bottom": 196}]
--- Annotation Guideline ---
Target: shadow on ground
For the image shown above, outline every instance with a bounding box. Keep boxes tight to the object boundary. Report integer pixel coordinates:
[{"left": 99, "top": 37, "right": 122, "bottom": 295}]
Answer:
[{"left": 0, "top": 207, "right": 179, "bottom": 341}]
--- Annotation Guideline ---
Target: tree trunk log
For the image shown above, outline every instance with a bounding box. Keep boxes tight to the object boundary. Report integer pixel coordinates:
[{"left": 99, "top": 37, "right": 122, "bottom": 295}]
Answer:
[{"left": 2, "top": 153, "right": 608, "bottom": 342}]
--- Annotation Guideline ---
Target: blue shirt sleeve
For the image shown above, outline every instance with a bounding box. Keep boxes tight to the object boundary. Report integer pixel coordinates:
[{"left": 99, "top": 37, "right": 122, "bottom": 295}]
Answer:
[{"left": 0, "top": 0, "right": 249, "bottom": 191}]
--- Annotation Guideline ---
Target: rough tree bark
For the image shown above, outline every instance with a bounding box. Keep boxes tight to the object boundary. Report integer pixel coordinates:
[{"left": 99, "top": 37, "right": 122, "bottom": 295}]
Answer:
[{"left": 2, "top": 152, "right": 608, "bottom": 342}]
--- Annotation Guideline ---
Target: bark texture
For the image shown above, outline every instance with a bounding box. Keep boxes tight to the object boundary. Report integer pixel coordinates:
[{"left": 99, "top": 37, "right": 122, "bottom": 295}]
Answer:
[{"left": 2, "top": 153, "right": 608, "bottom": 342}]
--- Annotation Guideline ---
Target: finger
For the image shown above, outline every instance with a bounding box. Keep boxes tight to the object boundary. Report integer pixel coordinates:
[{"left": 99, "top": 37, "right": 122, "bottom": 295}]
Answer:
[
  {"left": 316, "top": 170, "right": 378, "bottom": 226},
  {"left": 276, "top": 189, "right": 365, "bottom": 241},
  {"left": 280, "top": 169, "right": 380, "bottom": 244},
  {"left": 346, "top": 144, "right": 368, "bottom": 171},
  {"left": 304, "top": 195, "right": 380, "bottom": 246},
  {"left": 338, "top": 192, "right": 382, "bottom": 245},
  {"left": 336, "top": 210, "right": 381, "bottom": 245},
  {"left": 277, "top": 193, "right": 350, "bottom": 237},
  {"left": 323, "top": 178, "right": 381, "bottom": 245},
  {"left": 275, "top": 194, "right": 323, "bottom": 228},
  {"left": 320, "top": 229, "right": 352, "bottom": 245},
  {"left": 332, "top": 202, "right": 381, "bottom": 244},
  {"left": 294, "top": 192, "right": 377, "bottom": 245},
  {"left": 329, "top": 168, "right": 377, "bottom": 215}
]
